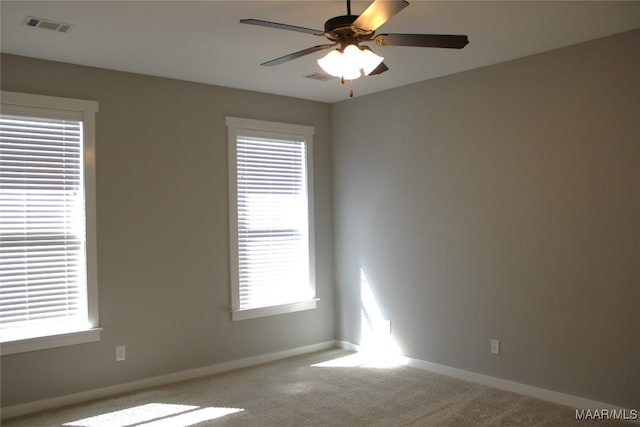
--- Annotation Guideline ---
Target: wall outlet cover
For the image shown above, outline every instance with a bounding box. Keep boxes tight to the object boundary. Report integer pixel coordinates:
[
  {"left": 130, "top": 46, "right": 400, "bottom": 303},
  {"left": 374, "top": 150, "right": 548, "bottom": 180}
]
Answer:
[
  {"left": 490, "top": 339, "right": 500, "bottom": 355},
  {"left": 115, "top": 345, "right": 126, "bottom": 361},
  {"left": 382, "top": 320, "right": 391, "bottom": 335}
]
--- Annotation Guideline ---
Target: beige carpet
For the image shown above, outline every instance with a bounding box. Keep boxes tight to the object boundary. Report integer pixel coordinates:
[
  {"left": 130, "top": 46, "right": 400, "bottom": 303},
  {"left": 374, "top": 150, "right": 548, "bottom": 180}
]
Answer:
[{"left": 3, "top": 349, "right": 631, "bottom": 426}]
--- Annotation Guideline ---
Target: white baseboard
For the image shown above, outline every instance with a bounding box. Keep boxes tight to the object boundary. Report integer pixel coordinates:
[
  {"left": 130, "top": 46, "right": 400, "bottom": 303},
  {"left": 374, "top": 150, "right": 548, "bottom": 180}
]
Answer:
[
  {"left": 335, "top": 340, "right": 638, "bottom": 423},
  {"left": 5, "top": 340, "right": 636, "bottom": 423},
  {"left": 336, "top": 340, "right": 360, "bottom": 352},
  {"left": 2, "top": 340, "right": 336, "bottom": 420}
]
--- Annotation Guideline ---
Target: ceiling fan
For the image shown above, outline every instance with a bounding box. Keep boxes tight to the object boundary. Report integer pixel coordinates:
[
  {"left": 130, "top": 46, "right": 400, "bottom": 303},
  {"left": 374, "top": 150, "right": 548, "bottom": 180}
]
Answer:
[{"left": 241, "top": 0, "right": 469, "bottom": 96}]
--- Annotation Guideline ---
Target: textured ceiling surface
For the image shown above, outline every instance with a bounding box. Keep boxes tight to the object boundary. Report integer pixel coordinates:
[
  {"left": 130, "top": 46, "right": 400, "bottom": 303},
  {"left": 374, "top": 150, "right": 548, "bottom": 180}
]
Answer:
[{"left": 1, "top": 1, "right": 639, "bottom": 103}]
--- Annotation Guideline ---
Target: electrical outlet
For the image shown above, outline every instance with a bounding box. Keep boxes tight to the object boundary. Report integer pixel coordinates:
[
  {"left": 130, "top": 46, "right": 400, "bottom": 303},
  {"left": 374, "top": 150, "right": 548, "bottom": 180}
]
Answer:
[
  {"left": 490, "top": 339, "right": 500, "bottom": 355},
  {"left": 382, "top": 320, "right": 391, "bottom": 335},
  {"left": 115, "top": 345, "right": 126, "bottom": 361}
]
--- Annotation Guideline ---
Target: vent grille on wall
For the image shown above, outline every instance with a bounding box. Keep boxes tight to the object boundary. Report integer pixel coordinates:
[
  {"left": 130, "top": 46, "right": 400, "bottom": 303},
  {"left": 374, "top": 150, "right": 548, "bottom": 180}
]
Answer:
[{"left": 24, "top": 16, "right": 74, "bottom": 33}]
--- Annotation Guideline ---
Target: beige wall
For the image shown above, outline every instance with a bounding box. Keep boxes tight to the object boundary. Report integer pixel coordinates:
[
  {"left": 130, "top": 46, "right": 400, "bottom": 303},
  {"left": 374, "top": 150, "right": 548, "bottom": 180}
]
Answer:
[
  {"left": 0, "top": 54, "right": 335, "bottom": 407},
  {"left": 332, "top": 29, "right": 639, "bottom": 408},
  {"left": 2, "top": 28, "right": 639, "bottom": 412}
]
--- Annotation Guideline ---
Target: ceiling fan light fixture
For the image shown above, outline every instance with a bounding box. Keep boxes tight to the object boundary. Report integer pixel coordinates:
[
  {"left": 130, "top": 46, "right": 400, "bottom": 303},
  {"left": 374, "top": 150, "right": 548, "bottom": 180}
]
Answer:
[
  {"left": 317, "top": 45, "right": 383, "bottom": 80},
  {"left": 317, "top": 49, "right": 361, "bottom": 79}
]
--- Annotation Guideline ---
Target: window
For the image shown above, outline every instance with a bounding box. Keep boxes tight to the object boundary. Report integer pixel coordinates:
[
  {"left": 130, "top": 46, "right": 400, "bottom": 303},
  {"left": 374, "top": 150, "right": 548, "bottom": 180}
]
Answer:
[
  {"left": 227, "top": 117, "right": 316, "bottom": 321},
  {"left": 0, "top": 91, "right": 100, "bottom": 355}
]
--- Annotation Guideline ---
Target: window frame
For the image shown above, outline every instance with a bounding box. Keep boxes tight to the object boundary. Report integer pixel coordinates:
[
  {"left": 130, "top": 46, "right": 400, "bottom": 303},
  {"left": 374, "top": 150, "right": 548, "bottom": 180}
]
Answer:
[
  {"left": 226, "top": 116, "right": 317, "bottom": 321},
  {"left": 0, "top": 91, "right": 101, "bottom": 355}
]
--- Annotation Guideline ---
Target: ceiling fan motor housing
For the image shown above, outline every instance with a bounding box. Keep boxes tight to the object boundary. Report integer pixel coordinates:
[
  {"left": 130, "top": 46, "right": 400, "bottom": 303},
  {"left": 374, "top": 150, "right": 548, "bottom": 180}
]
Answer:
[{"left": 324, "top": 15, "right": 366, "bottom": 43}]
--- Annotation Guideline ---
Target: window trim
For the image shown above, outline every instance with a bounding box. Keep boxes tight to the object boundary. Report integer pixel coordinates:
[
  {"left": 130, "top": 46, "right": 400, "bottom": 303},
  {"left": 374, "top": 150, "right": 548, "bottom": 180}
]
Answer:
[
  {"left": 226, "top": 116, "right": 316, "bottom": 321},
  {"left": 0, "top": 91, "right": 100, "bottom": 355}
]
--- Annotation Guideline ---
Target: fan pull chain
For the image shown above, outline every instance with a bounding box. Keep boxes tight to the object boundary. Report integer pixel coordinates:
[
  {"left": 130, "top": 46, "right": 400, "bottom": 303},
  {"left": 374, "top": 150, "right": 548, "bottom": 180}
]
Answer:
[{"left": 338, "top": 76, "right": 354, "bottom": 98}]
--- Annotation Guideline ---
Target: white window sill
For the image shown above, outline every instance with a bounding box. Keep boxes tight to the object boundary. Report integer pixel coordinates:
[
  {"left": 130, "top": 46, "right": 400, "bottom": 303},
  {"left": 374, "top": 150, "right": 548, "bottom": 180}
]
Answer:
[
  {"left": 232, "top": 299, "right": 318, "bottom": 321},
  {"left": 0, "top": 327, "right": 102, "bottom": 356}
]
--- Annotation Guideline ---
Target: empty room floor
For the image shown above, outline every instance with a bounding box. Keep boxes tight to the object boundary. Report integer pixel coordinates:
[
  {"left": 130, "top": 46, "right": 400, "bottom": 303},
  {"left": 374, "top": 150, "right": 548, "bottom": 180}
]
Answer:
[{"left": 3, "top": 349, "right": 630, "bottom": 426}]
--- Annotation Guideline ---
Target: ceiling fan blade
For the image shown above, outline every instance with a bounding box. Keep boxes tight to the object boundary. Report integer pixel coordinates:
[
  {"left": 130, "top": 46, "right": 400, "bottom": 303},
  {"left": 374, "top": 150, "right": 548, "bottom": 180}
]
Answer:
[
  {"left": 240, "top": 19, "right": 323, "bottom": 36},
  {"left": 374, "top": 33, "right": 469, "bottom": 49},
  {"left": 352, "top": 0, "right": 409, "bottom": 33},
  {"left": 367, "top": 62, "right": 389, "bottom": 75},
  {"left": 261, "top": 44, "right": 337, "bottom": 66}
]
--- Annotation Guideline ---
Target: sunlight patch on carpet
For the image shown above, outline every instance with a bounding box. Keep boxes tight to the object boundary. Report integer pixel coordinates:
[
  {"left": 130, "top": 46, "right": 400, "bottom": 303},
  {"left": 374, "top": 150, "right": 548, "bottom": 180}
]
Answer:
[
  {"left": 63, "top": 402, "right": 244, "bottom": 427},
  {"left": 311, "top": 351, "right": 407, "bottom": 369}
]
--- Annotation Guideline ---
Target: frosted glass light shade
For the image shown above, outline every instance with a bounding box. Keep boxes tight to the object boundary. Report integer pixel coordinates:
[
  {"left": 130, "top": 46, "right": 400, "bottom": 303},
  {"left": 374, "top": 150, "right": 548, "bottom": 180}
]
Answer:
[
  {"left": 342, "top": 45, "right": 363, "bottom": 70},
  {"left": 360, "top": 48, "right": 384, "bottom": 75},
  {"left": 317, "top": 50, "right": 343, "bottom": 77},
  {"left": 341, "top": 65, "right": 362, "bottom": 80}
]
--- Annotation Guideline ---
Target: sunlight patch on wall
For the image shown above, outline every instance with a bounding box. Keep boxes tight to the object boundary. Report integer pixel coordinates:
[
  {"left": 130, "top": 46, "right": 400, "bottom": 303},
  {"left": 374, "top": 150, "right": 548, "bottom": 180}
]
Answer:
[
  {"left": 313, "top": 269, "right": 404, "bottom": 369},
  {"left": 359, "top": 269, "right": 402, "bottom": 356},
  {"left": 64, "top": 402, "right": 244, "bottom": 427}
]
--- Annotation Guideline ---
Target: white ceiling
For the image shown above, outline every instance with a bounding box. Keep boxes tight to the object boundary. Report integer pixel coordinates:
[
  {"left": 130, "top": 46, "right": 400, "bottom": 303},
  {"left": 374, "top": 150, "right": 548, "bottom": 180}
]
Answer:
[{"left": 1, "top": 1, "right": 639, "bottom": 103}]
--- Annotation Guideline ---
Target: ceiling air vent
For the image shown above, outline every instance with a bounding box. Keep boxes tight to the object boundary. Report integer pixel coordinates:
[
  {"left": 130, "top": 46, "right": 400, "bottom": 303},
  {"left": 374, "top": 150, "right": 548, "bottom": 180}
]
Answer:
[
  {"left": 303, "top": 72, "right": 333, "bottom": 82},
  {"left": 23, "top": 16, "right": 74, "bottom": 33}
]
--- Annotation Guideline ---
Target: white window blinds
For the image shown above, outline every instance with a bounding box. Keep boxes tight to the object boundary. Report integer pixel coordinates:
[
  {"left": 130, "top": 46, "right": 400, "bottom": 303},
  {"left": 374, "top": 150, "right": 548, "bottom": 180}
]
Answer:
[
  {"left": 227, "top": 117, "right": 316, "bottom": 320},
  {"left": 0, "top": 114, "right": 88, "bottom": 336}
]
